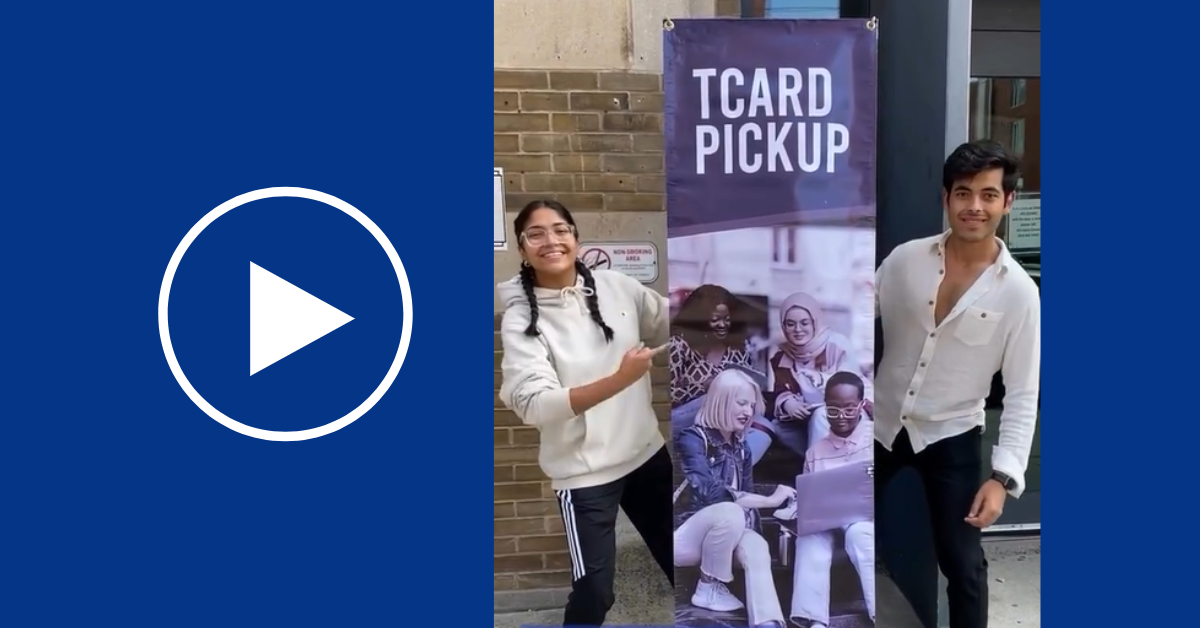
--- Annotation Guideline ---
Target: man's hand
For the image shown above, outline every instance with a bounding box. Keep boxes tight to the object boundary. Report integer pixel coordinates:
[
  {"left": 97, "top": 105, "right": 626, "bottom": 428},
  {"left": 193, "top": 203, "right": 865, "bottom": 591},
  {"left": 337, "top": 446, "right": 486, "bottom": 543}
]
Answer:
[{"left": 965, "top": 479, "right": 1007, "bottom": 528}]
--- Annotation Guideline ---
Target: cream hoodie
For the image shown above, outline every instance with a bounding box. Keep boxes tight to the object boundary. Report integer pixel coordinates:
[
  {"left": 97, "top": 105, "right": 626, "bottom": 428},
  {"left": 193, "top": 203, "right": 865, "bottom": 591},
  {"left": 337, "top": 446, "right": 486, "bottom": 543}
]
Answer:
[{"left": 497, "top": 269, "right": 670, "bottom": 490}]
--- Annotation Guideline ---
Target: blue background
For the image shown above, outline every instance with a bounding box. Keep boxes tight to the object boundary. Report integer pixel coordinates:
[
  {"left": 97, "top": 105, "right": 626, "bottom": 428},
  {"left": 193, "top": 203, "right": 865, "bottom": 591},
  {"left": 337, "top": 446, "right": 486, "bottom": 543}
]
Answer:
[
  {"left": 0, "top": 2, "right": 492, "bottom": 626},
  {"left": 1041, "top": 4, "right": 1198, "bottom": 627}
]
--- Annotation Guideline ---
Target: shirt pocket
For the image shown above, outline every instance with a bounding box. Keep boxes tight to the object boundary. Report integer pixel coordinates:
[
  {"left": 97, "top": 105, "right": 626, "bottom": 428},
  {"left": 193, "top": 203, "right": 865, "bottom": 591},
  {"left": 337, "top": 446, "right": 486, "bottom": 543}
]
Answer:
[{"left": 953, "top": 307, "right": 1004, "bottom": 346}]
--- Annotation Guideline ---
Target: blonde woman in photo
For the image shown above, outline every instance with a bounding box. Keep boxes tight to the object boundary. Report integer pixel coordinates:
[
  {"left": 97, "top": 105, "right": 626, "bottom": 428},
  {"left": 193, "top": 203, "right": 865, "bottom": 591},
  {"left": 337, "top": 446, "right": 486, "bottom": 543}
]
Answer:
[{"left": 674, "top": 369, "right": 792, "bottom": 628}]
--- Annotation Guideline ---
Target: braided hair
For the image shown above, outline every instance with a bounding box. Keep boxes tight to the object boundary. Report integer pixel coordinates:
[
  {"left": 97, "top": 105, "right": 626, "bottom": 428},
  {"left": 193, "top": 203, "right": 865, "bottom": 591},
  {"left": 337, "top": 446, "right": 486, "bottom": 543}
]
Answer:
[{"left": 515, "top": 200, "right": 614, "bottom": 343}]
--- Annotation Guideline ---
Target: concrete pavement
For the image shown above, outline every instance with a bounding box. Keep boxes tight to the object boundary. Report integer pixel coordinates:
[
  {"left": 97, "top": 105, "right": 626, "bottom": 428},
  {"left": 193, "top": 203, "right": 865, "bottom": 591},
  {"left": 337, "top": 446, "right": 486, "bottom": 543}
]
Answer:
[{"left": 978, "top": 537, "right": 1040, "bottom": 628}]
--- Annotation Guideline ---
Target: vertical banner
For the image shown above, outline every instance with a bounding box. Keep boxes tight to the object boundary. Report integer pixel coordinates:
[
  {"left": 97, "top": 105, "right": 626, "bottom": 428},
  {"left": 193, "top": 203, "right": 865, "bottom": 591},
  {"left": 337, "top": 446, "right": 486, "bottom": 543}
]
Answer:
[{"left": 665, "top": 19, "right": 879, "bottom": 628}]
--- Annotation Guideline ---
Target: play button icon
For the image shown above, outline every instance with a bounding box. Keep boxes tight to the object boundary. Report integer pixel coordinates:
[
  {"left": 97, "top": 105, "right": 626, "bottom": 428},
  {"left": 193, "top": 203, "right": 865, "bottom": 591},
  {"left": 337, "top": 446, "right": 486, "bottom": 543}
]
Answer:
[
  {"left": 250, "top": 262, "right": 354, "bottom": 376},
  {"left": 159, "top": 187, "right": 414, "bottom": 442}
]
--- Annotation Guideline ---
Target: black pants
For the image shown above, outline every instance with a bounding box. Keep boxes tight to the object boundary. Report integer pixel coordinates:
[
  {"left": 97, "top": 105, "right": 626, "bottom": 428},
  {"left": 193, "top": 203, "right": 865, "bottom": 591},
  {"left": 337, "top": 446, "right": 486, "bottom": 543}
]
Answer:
[
  {"left": 554, "top": 446, "right": 674, "bottom": 627},
  {"left": 876, "top": 428, "right": 988, "bottom": 628}
]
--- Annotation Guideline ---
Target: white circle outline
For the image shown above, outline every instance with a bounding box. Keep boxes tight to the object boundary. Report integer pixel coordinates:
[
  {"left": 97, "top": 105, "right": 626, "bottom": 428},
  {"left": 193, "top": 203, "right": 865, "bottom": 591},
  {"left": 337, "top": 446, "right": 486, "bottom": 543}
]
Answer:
[{"left": 158, "top": 187, "right": 413, "bottom": 442}]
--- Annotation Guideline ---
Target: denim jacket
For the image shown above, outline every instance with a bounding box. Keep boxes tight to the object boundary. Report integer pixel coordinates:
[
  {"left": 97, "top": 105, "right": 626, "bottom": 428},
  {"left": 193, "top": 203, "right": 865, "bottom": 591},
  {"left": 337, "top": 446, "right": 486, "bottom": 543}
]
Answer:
[{"left": 675, "top": 425, "right": 759, "bottom": 532}]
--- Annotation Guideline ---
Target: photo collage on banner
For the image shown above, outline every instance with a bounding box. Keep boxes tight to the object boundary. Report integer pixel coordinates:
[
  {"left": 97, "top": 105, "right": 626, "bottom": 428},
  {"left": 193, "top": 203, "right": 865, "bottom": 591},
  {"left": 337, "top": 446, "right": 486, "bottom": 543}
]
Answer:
[{"left": 664, "top": 19, "right": 879, "bottom": 628}]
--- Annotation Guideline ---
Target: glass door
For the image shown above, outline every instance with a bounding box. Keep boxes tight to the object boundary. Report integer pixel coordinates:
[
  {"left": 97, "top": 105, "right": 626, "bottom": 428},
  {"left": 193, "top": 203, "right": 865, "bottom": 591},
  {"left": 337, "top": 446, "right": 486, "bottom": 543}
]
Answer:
[{"left": 969, "top": 76, "right": 1041, "bottom": 531}]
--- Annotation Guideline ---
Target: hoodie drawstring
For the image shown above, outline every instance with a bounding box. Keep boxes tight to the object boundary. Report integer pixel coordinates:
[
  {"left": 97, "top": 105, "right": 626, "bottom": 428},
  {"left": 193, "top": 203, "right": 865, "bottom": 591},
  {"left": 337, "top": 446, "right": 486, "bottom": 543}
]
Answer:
[{"left": 558, "top": 286, "right": 594, "bottom": 311}]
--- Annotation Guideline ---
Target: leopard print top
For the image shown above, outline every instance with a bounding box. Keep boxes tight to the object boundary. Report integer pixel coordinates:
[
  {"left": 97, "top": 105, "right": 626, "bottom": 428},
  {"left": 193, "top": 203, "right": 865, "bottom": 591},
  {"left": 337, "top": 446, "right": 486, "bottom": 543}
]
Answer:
[{"left": 668, "top": 334, "right": 754, "bottom": 406}]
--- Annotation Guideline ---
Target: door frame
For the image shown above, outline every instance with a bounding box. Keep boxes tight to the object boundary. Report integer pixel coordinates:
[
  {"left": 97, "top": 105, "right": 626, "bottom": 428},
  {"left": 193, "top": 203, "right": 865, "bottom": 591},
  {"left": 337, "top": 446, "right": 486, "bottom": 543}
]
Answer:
[
  {"left": 970, "top": 0, "right": 1040, "bottom": 78},
  {"left": 967, "top": 0, "right": 1041, "bottom": 535}
]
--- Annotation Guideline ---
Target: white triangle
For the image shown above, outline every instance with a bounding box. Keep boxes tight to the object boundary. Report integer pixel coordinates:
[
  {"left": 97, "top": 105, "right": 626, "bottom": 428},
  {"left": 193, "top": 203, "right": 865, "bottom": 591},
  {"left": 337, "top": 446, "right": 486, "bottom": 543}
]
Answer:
[{"left": 250, "top": 262, "right": 354, "bottom": 376}]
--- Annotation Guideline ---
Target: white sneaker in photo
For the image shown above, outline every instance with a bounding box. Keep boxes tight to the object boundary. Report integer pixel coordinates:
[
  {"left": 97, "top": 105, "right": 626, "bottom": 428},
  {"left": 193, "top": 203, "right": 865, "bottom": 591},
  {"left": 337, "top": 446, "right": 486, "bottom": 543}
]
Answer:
[
  {"left": 773, "top": 498, "right": 797, "bottom": 521},
  {"left": 691, "top": 580, "right": 746, "bottom": 612}
]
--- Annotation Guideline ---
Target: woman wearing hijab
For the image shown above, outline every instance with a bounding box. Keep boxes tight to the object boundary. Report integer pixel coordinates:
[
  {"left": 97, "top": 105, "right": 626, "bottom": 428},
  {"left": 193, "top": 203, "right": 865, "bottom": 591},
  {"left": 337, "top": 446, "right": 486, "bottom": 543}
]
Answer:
[{"left": 767, "top": 292, "right": 854, "bottom": 451}]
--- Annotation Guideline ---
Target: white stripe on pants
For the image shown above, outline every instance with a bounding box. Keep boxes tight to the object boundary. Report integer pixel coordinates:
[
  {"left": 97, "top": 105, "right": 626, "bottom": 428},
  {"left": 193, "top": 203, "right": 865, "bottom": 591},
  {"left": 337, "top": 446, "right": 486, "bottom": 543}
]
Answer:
[{"left": 555, "top": 489, "right": 587, "bottom": 581}]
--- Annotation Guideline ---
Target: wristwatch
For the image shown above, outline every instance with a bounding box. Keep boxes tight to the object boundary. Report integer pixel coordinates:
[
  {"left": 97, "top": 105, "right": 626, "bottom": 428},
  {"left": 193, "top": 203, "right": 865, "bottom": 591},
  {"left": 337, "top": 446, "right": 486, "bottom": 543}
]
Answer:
[{"left": 990, "top": 471, "right": 1017, "bottom": 491}]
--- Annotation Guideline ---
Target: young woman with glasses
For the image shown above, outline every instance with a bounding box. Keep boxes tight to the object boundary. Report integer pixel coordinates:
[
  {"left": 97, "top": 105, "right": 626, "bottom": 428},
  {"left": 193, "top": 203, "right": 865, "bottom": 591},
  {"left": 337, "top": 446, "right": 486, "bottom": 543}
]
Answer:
[{"left": 497, "top": 200, "right": 674, "bottom": 627}]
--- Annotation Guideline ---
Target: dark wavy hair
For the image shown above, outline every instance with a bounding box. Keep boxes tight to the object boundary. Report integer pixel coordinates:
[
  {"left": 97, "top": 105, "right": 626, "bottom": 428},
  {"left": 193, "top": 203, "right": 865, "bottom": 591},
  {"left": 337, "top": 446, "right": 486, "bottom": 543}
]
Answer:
[
  {"left": 670, "top": 284, "right": 748, "bottom": 351},
  {"left": 943, "top": 140, "right": 1021, "bottom": 194},
  {"left": 513, "top": 200, "right": 614, "bottom": 343}
]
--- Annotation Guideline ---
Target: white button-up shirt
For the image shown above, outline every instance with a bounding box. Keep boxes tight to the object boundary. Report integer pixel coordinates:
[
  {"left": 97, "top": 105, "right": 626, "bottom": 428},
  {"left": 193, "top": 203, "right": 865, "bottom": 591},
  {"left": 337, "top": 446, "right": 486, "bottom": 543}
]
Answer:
[{"left": 874, "top": 232, "right": 1041, "bottom": 497}]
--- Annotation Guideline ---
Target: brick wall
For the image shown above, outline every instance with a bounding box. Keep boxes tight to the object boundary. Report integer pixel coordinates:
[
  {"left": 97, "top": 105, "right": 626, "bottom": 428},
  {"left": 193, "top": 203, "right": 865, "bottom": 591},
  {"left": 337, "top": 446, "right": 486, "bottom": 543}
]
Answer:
[
  {"left": 493, "top": 69, "right": 672, "bottom": 604},
  {"left": 489, "top": 68, "right": 672, "bottom": 605},
  {"left": 493, "top": 69, "right": 666, "bottom": 215}
]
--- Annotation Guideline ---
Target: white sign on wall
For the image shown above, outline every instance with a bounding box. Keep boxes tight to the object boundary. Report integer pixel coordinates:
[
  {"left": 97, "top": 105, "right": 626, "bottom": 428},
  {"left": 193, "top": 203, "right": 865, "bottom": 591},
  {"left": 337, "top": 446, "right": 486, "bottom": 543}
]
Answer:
[
  {"left": 1007, "top": 198, "right": 1040, "bottom": 250},
  {"left": 494, "top": 168, "right": 508, "bottom": 251},
  {"left": 579, "top": 242, "right": 660, "bottom": 284}
]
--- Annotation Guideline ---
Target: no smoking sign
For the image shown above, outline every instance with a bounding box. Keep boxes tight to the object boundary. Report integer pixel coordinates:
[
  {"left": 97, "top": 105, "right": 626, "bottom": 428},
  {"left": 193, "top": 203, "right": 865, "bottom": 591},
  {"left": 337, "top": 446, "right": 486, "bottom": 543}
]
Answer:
[{"left": 579, "top": 241, "right": 659, "bottom": 284}]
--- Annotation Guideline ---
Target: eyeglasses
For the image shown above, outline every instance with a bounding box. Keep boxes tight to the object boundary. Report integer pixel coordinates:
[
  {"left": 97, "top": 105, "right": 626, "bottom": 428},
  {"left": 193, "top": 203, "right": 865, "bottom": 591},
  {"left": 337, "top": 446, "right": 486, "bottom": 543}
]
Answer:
[
  {"left": 521, "top": 224, "right": 577, "bottom": 247},
  {"left": 826, "top": 402, "right": 864, "bottom": 419}
]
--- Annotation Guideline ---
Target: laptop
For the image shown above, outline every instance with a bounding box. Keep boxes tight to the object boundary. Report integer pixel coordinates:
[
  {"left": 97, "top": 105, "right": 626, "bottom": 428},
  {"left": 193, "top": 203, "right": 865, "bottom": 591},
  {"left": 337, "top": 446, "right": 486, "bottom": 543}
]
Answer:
[{"left": 790, "top": 460, "right": 874, "bottom": 537}]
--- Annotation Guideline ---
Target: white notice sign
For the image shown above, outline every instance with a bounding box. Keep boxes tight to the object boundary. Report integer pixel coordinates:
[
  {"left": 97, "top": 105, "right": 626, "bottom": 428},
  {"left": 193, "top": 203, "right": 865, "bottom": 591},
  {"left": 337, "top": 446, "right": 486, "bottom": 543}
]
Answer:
[
  {"left": 494, "top": 168, "right": 507, "bottom": 251},
  {"left": 1007, "top": 198, "right": 1040, "bottom": 250},
  {"left": 579, "top": 242, "right": 660, "bottom": 284}
]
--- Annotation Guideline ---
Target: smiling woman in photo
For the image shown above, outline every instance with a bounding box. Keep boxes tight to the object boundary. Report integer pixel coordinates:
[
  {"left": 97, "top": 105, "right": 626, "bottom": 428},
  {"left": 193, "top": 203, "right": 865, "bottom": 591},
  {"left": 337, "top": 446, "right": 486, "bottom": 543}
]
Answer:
[
  {"left": 668, "top": 285, "right": 759, "bottom": 434},
  {"left": 768, "top": 292, "right": 854, "bottom": 448}
]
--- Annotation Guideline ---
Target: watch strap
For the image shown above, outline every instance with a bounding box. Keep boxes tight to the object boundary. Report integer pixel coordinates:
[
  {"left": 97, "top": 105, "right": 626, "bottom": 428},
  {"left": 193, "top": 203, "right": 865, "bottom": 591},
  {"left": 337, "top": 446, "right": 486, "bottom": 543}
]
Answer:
[{"left": 990, "top": 471, "right": 1016, "bottom": 491}]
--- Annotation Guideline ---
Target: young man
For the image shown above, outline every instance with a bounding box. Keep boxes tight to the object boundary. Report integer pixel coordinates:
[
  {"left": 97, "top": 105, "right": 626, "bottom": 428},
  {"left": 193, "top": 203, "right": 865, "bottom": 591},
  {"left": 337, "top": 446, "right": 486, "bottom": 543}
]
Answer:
[
  {"left": 790, "top": 371, "right": 875, "bottom": 628},
  {"left": 874, "top": 140, "right": 1041, "bottom": 628}
]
